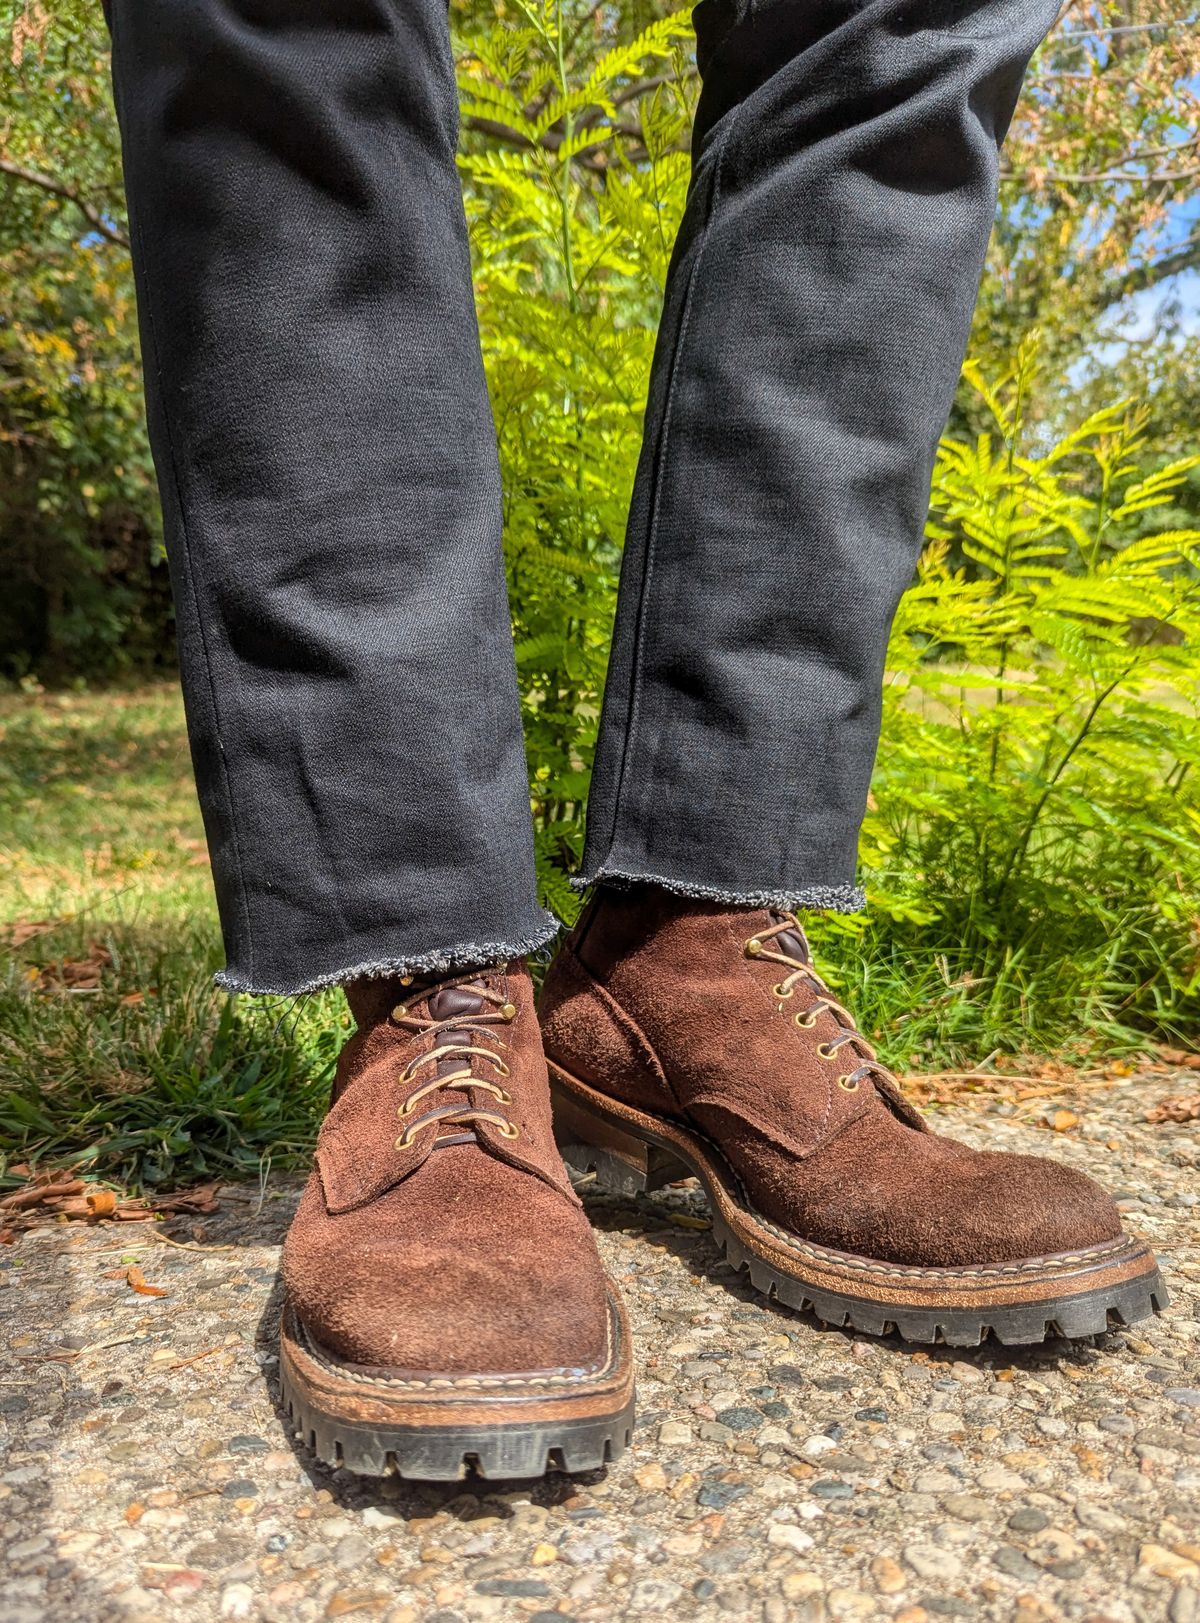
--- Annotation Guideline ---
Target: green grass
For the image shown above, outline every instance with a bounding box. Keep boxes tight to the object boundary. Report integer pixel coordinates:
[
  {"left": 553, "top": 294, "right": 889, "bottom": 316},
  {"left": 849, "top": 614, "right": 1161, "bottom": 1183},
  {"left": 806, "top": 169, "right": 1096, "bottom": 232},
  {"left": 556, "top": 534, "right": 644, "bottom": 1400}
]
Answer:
[
  {"left": 0, "top": 684, "right": 343, "bottom": 1187},
  {"left": 0, "top": 683, "right": 1190, "bottom": 1190}
]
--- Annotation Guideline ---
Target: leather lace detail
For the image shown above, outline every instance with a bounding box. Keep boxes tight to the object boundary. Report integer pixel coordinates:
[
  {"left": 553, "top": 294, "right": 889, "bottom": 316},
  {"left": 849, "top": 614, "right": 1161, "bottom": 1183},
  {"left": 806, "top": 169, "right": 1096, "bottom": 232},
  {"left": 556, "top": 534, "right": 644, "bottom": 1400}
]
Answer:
[
  {"left": 389, "top": 970, "right": 521, "bottom": 1151},
  {"left": 744, "top": 916, "right": 892, "bottom": 1095}
]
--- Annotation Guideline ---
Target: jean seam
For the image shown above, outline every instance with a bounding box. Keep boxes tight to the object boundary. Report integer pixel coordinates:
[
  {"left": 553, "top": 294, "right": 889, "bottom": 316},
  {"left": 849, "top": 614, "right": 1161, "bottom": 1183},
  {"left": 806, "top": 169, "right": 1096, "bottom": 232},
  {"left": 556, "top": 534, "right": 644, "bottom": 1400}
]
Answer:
[
  {"left": 127, "top": 206, "right": 256, "bottom": 981},
  {"left": 598, "top": 106, "right": 742, "bottom": 868}
]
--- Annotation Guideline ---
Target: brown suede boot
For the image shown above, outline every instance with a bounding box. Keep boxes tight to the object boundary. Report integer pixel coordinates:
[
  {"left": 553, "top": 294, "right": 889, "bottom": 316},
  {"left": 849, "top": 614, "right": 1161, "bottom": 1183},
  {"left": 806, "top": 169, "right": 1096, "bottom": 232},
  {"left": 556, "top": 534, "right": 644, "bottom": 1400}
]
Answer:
[
  {"left": 539, "top": 889, "right": 1165, "bottom": 1347},
  {"left": 279, "top": 959, "right": 633, "bottom": 1479}
]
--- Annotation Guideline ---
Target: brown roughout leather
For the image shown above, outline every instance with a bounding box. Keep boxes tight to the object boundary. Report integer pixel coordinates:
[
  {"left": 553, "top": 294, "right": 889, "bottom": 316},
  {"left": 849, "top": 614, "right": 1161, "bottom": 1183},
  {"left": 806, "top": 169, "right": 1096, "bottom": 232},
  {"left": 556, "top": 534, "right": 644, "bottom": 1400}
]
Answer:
[
  {"left": 282, "top": 960, "right": 614, "bottom": 1377},
  {"left": 539, "top": 887, "right": 1130, "bottom": 1272}
]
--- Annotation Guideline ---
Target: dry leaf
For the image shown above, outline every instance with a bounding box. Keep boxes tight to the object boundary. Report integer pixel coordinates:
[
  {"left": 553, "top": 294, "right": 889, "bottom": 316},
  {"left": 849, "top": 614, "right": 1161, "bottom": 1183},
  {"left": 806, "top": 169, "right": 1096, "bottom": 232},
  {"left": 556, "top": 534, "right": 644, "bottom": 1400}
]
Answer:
[
  {"left": 5, "top": 920, "right": 58, "bottom": 948},
  {"left": 1156, "top": 1047, "right": 1200, "bottom": 1070},
  {"left": 0, "top": 1179, "right": 85, "bottom": 1211},
  {"left": 124, "top": 1266, "right": 169, "bottom": 1298},
  {"left": 36, "top": 942, "right": 113, "bottom": 993},
  {"left": 1145, "top": 1093, "right": 1200, "bottom": 1124},
  {"left": 1051, "top": 1108, "right": 1079, "bottom": 1132},
  {"left": 87, "top": 1190, "right": 118, "bottom": 1217}
]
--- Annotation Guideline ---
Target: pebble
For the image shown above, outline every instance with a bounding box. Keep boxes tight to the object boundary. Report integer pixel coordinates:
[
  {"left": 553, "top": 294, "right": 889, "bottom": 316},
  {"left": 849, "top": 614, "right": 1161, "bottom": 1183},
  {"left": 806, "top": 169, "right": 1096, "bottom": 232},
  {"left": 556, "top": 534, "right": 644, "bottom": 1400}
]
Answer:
[
  {"left": 629, "top": 1578, "right": 685, "bottom": 1611},
  {"left": 782, "top": 1572, "right": 825, "bottom": 1599},
  {"left": 3, "top": 1084, "right": 1195, "bottom": 1623},
  {"left": 767, "top": 1523, "right": 815, "bottom": 1553},
  {"left": 219, "top": 1582, "right": 254, "bottom": 1618},
  {"left": 902, "top": 1545, "right": 962, "bottom": 1582},
  {"left": 870, "top": 1556, "right": 906, "bottom": 1593},
  {"left": 993, "top": 1546, "right": 1045, "bottom": 1583},
  {"left": 1007, "top": 1508, "right": 1049, "bottom": 1532},
  {"left": 658, "top": 1421, "right": 693, "bottom": 1446}
]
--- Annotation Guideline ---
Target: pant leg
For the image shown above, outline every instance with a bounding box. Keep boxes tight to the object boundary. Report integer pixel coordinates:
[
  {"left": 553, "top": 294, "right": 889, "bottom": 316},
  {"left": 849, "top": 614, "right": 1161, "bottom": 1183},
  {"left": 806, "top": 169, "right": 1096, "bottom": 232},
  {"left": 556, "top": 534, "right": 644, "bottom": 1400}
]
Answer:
[
  {"left": 580, "top": 0, "right": 1057, "bottom": 909},
  {"left": 107, "top": 0, "right": 553, "bottom": 994}
]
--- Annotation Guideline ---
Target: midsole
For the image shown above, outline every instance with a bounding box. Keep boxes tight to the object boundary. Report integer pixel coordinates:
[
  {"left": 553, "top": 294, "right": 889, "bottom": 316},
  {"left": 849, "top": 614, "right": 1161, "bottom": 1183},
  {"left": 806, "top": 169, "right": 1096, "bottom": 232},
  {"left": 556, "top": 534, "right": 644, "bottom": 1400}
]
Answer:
[
  {"left": 549, "top": 1063, "right": 1160, "bottom": 1311},
  {"left": 280, "top": 1287, "right": 634, "bottom": 1431}
]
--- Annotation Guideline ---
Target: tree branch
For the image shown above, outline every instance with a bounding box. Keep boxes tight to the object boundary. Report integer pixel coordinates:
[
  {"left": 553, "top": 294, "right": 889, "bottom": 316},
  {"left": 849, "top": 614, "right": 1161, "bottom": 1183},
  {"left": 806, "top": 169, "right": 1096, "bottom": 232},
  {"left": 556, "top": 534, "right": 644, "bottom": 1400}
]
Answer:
[{"left": 0, "top": 157, "right": 129, "bottom": 249}]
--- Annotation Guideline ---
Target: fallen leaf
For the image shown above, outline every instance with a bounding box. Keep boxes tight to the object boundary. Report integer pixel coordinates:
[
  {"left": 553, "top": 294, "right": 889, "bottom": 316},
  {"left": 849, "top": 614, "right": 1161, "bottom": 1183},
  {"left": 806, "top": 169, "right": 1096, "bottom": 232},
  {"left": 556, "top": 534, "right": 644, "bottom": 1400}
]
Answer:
[
  {"left": 86, "top": 1190, "right": 118, "bottom": 1217},
  {"left": 1156, "top": 1047, "right": 1200, "bottom": 1070},
  {"left": 109, "top": 1265, "right": 168, "bottom": 1297},
  {"left": 1145, "top": 1093, "right": 1200, "bottom": 1124},
  {"left": 1050, "top": 1108, "right": 1079, "bottom": 1132},
  {"left": 35, "top": 942, "right": 113, "bottom": 993},
  {"left": 6, "top": 920, "right": 59, "bottom": 948},
  {"left": 126, "top": 1265, "right": 169, "bottom": 1297},
  {"left": 0, "top": 1179, "right": 85, "bottom": 1211}
]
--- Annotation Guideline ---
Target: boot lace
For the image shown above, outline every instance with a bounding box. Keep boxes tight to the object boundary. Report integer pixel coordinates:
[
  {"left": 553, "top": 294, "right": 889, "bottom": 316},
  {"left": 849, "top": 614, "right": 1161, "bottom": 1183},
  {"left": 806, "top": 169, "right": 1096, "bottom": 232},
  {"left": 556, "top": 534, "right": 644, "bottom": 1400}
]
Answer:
[
  {"left": 744, "top": 918, "right": 890, "bottom": 1095},
  {"left": 389, "top": 969, "right": 521, "bottom": 1151}
]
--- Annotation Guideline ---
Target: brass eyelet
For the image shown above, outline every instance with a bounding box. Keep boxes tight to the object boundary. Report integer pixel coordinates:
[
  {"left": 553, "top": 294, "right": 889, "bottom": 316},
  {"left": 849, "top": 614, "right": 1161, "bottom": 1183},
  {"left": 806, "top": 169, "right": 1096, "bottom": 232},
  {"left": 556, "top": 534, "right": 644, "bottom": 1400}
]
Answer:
[
  {"left": 500, "top": 1002, "right": 518, "bottom": 1022},
  {"left": 772, "top": 983, "right": 794, "bottom": 999},
  {"left": 498, "top": 1121, "right": 520, "bottom": 1140},
  {"left": 494, "top": 1061, "right": 511, "bottom": 1078},
  {"left": 816, "top": 1041, "right": 836, "bottom": 1061},
  {"left": 744, "top": 938, "right": 763, "bottom": 957},
  {"left": 497, "top": 1089, "right": 513, "bottom": 1106},
  {"left": 399, "top": 974, "right": 414, "bottom": 986},
  {"left": 394, "top": 1130, "right": 414, "bottom": 1151},
  {"left": 390, "top": 1003, "right": 407, "bottom": 1021},
  {"left": 794, "top": 1010, "right": 818, "bottom": 1029},
  {"left": 837, "top": 1075, "right": 860, "bottom": 1093}
]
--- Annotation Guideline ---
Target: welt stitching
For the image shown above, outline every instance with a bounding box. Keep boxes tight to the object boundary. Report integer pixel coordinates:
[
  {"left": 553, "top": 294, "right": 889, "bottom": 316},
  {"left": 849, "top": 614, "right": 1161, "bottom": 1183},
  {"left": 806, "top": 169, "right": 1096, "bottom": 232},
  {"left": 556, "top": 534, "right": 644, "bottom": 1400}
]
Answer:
[
  {"left": 563, "top": 1074, "right": 1134, "bottom": 1283},
  {"left": 294, "top": 1301, "right": 617, "bottom": 1391}
]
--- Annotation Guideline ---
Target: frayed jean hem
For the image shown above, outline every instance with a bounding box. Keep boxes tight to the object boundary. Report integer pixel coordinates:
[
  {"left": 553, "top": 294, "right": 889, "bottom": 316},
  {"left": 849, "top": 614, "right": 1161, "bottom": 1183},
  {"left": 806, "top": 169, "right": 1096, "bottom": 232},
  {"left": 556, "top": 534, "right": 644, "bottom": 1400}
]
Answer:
[
  {"left": 571, "top": 867, "right": 865, "bottom": 914},
  {"left": 212, "top": 913, "right": 562, "bottom": 996}
]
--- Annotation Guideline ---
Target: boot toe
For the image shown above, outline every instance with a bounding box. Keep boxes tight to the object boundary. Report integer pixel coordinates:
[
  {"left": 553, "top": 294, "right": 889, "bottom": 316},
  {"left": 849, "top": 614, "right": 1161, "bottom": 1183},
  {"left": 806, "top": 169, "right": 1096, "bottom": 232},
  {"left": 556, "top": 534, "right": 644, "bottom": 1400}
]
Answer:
[
  {"left": 283, "top": 1153, "right": 611, "bottom": 1374},
  {"left": 954, "top": 1149, "right": 1124, "bottom": 1263}
]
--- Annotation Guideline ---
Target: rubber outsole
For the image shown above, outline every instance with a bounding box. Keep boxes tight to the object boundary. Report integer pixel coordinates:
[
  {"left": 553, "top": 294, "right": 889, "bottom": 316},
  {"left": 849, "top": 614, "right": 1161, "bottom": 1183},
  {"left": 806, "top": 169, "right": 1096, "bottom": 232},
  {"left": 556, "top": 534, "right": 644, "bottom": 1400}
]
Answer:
[
  {"left": 549, "top": 1065, "right": 1168, "bottom": 1349},
  {"left": 278, "top": 1291, "right": 635, "bottom": 1481}
]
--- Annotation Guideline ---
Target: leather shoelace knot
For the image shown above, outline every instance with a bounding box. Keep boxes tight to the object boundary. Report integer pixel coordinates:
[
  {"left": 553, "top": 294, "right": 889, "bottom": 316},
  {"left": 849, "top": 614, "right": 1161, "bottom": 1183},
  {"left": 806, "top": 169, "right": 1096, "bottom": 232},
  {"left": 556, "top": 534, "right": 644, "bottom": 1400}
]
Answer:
[
  {"left": 389, "top": 970, "right": 521, "bottom": 1151},
  {"left": 744, "top": 916, "right": 892, "bottom": 1095}
]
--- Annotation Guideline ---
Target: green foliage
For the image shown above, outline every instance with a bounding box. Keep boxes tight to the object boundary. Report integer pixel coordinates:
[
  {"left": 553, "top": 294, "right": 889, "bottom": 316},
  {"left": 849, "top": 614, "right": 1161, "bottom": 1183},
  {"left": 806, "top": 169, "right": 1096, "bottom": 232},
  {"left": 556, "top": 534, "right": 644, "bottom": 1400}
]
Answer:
[
  {"left": 459, "top": 1, "right": 695, "bottom": 917},
  {"left": 2, "top": 1, "right": 1199, "bottom": 1190},
  {"left": 0, "top": 687, "right": 345, "bottom": 1185},
  {"left": 1, "top": 1, "right": 167, "bottom": 677},
  {"left": 461, "top": 4, "right": 1200, "bottom": 1053},
  {"left": 824, "top": 337, "right": 1200, "bottom": 1057}
]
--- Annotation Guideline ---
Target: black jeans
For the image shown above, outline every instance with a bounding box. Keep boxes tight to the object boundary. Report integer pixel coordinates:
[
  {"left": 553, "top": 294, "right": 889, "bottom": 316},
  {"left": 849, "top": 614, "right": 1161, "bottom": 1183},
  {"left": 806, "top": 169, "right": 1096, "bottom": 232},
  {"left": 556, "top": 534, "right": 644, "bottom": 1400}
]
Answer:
[{"left": 107, "top": 0, "right": 1055, "bottom": 995}]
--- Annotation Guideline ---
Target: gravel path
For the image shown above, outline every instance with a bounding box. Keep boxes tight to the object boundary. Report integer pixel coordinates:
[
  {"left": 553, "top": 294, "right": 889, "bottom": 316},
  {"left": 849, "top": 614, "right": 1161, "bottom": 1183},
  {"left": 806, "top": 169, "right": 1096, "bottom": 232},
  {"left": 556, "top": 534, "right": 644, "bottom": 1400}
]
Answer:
[{"left": 2, "top": 1074, "right": 1197, "bottom": 1623}]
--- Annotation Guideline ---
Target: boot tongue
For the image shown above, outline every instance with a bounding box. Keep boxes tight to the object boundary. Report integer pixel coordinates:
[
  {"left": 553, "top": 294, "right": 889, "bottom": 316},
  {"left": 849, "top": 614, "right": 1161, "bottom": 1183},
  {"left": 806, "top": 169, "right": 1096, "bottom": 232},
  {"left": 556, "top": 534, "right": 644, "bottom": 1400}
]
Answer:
[
  {"left": 768, "top": 916, "right": 811, "bottom": 965},
  {"left": 427, "top": 983, "right": 485, "bottom": 1020}
]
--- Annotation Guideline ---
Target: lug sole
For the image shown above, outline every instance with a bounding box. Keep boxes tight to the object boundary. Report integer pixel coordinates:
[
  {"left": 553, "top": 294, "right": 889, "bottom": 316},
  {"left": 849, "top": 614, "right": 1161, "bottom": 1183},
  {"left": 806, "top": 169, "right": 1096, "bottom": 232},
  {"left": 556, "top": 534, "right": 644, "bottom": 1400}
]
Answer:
[
  {"left": 279, "top": 1285, "right": 635, "bottom": 1480},
  {"left": 549, "top": 1064, "right": 1168, "bottom": 1348}
]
